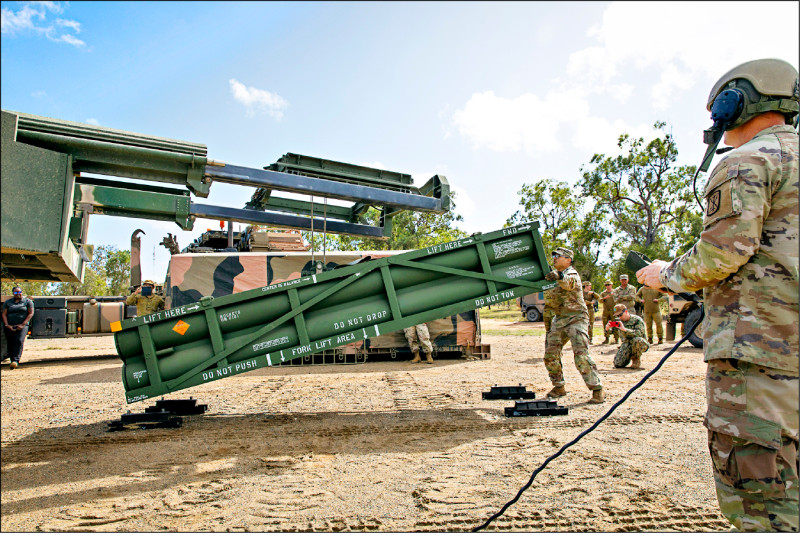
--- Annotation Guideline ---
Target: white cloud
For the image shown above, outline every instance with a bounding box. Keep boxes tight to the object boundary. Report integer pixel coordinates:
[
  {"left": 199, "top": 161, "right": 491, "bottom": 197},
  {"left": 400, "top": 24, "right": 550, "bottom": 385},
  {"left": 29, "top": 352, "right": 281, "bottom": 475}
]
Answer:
[
  {"left": 568, "top": 1, "right": 799, "bottom": 108},
  {"left": 452, "top": 2, "right": 798, "bottom": 158},
  {"left": 1, "top": 4, "right": 44, "bottom": 33},
  {"left": 1, "top": 1, "right": 84, "bottom": 47},
  {"left": 229, "top": 78, "right": 289, "bottom": 120},
  {"left": 31, "top": 90, "right": 47, "bottom": 98},
  {"left": 572, "top": 116, "right": 655, "bottom": 156},
  {"left": 86, "top": 118, "right": 100, "bottom": 126},
  {"left": 56, "top": 18, "right": 81, "bottom": 33},
  {"left": 56, "top": 33, "right": 84, "bottom": 46},
  {"left": 449, "top": 184, "right": 475, "bottom": 218},
  {"left": 453, "top": 89, "right": 590, "bottom": 156}
]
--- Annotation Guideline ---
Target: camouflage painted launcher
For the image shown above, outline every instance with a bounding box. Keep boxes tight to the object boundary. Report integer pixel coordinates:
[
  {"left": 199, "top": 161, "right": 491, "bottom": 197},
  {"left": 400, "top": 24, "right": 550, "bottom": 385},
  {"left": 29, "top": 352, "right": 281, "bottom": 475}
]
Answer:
[{"left": 113, "top": 223, "right": 552, "bottom": 403}]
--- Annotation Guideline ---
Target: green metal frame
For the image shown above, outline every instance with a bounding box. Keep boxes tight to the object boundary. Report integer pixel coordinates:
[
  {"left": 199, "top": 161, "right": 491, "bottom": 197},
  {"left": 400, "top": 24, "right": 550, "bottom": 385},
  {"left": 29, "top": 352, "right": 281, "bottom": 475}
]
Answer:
[{"left": 116, "top": 223, "right": 553, "bottom": 403}]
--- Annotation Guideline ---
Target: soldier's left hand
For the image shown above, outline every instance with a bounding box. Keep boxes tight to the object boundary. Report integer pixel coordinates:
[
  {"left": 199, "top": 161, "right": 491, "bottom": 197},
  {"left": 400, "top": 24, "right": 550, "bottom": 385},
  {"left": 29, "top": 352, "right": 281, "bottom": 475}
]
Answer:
[{"left": 636, "top": 260, "right": 668, "bottom": 289}]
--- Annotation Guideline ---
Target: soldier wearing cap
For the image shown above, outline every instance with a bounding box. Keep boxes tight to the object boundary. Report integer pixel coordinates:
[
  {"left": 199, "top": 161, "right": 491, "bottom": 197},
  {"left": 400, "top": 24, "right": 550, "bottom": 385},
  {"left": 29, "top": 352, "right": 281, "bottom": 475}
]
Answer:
[
  {"left": 612, "top": 274, "right": 638, "bottom": 317},
  {"left": 599, "top": 280, "right": 619, "bottom": 344},
  {"left": 542, "top": 247, "right": 604, "bottom": 404},
  {"left": 636, "top": 58, "right": 799, "bottom": 530},
  {"left": 582, "top": 281, "right": 600, "bottom": 344},
  {"left": 126, "top": 279, "right": 166, "bottom": 317},
  {"left": 636, "top": 285, "right": 667, "bottom": 344},
  {"left": 606, "top": 303, "right": 649, "bottom": 369}
]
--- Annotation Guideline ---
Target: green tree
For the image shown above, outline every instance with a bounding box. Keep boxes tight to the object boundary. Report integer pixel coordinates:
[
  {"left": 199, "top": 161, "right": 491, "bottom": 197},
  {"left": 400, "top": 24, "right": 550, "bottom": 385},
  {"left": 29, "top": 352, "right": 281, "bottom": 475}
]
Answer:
[
  {"left": 580, "top": 121, "right": 698, "bottom": 256},
  {"left": 506, "top": 179, "right": 611, "bottom": 286},
  {"left": 50, "top": 245, "right": 131, "bottom": 296},
  {"left": 104, "top": 248, "right": 132, "bottom": 295},
  {"left": 1, "top": 281, "right": 54, "bottom": 296}
]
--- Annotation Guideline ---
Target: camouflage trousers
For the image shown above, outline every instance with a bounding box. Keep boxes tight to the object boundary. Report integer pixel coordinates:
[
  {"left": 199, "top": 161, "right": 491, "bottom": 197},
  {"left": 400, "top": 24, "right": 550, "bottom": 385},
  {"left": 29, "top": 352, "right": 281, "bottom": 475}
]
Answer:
[
  {"left": 613, "top": 337, "right": 650, "bottom": 367},
  {"left": 602, "top": 310, "right": 619, "bottom": 342},
  {"left": 705, "top": 359, "right": 799, "bottom": 532},
  {"left": 544, "top": 316, "right": 601, "bottom": 391},
  {"left": 587, "top": 308, "right": 595, "bottom": 341},
  {"left": 404, "top": 324, "right": 433, "bottom": 354},
  {"left": 642, "top": 310, "right": 663, "bottom": 341},
  {"left": 543, "top": 309, "right": 553, "bottom": 334}
]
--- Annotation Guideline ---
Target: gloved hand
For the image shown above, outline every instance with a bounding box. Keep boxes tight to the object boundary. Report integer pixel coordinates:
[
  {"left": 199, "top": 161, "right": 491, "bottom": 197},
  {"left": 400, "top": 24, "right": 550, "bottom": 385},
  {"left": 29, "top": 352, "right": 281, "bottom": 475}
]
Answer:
[{"left": 544, "top": 270, "right": 563, "bottom": 281}]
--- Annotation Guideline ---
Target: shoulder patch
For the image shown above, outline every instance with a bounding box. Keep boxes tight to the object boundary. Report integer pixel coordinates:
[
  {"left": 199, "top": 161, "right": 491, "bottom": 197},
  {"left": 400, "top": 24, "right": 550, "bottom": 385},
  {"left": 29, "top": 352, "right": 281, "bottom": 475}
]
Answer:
[{"left": 703, "top": 162, "right": 741, "bottom": 228}]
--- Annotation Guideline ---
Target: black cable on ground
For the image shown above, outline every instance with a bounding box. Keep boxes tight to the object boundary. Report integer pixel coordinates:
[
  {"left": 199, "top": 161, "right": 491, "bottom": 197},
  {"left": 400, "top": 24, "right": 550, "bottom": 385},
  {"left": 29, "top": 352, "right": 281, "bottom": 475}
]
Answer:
[{"left": 473, "top": 313, "right": 704, "bottom": 532}]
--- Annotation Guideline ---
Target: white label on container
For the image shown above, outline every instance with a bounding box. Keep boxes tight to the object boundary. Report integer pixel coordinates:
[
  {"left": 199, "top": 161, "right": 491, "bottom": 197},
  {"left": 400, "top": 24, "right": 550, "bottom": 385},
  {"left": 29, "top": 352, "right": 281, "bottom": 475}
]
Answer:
[{"left": 492, "top": 239, "right": 529, "bottom": 260}]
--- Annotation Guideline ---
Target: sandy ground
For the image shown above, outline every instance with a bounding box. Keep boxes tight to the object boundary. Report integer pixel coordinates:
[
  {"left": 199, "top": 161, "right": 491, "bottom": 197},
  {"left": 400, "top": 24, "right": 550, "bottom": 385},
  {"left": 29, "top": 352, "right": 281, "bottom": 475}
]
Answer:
[{"left": 1, "top": 318, "right": 730, "bottom": 532}]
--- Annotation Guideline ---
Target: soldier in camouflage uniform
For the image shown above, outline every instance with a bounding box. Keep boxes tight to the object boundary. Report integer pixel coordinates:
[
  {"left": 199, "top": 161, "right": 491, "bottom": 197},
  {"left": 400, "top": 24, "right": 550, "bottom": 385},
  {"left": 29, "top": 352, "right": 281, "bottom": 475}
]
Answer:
[
  {"left": 542, "top": 288, "right": 555, "bottom": 333},
  {"left": 542, "top": 247, "right": 604, "bottom": 404},
  {"left": 636, "top": 285, "right": 667, "bottom": 344},
  {"left": 607, "top": 304, "right": 649, "bottom": 369},
  {"left": 637, "top": 59, "right": 799, "bottom": 531},
  {"left": 405, "top": 323, "right": 434, "bottom": 364},
  {"left": 599, "top": 280, "right": 619, "bottom": 345},
  {"left": 583, "top": 281, "right": 600, "bottom": 344},
  {"left": 126, "top": 279, "right": 166, "bottom": 317},
  {"left": 612, "top": 274, "right": 638, "bottom": 317}
]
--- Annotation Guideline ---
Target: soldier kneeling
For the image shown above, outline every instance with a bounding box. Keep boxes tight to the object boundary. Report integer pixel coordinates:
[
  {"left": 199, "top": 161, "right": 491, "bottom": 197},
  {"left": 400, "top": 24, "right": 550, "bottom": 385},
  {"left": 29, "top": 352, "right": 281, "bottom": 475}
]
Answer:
[{"left": 607, "top": 304, "right": 649, "bottom": 369}]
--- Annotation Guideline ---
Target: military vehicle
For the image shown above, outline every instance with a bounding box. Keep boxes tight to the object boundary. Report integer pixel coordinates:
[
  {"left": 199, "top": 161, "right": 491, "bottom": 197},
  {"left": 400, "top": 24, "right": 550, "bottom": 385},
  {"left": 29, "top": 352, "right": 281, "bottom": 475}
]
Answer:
[
  {"left": 667, "top": 292, "right": 704, "bottom": 348},
  {"left": 517, "top": 292, "right": 545, "bottom": 322}
]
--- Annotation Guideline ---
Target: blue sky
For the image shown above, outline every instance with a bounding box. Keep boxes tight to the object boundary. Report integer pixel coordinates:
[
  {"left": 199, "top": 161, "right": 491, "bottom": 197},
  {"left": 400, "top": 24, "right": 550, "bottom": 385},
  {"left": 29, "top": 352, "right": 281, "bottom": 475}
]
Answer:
[{"left": 2, "top": 1, "right": 798, "bottom": 282}]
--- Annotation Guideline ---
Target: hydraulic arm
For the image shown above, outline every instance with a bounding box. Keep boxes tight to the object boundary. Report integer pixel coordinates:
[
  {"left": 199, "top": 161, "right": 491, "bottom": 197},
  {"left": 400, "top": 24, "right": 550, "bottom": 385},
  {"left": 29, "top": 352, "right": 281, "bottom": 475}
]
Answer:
[{"left": 1, "top": 110, "right": 450, "bottom": 282}]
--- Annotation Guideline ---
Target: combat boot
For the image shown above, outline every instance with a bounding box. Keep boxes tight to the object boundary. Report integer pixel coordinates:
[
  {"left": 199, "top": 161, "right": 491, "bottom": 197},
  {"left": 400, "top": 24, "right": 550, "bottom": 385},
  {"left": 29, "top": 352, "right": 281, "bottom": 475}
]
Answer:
[
  {"left": 410, "top": 351, "right": 421, "bottom": 363},
  {"left": 546, "top": 385, "right": 567, "bottom": 398},
  {"left": 425, "top": 352, "right": 434, "bottom": 364},
  {"left": 588, "top": 388, "right": 605, "bottom": 404},
  {"left": 630, "top": 356, "right": 641, "bottom": 369},
  {"left": 602, "top": 337, "right": 610, "bottom": 345},
  {"left": 656, "top": 338, "right": 662, "bottom": 345},
  {"left": 648, "top": 338, "right": 653, "bottom": 344}
]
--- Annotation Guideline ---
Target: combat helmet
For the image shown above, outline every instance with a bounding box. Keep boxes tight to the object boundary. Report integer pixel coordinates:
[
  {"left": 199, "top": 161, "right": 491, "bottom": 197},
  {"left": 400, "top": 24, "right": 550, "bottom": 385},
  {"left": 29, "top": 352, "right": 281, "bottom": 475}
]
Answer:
[{"left": 706, "top": 58, "right": 799, "bottom": 130}]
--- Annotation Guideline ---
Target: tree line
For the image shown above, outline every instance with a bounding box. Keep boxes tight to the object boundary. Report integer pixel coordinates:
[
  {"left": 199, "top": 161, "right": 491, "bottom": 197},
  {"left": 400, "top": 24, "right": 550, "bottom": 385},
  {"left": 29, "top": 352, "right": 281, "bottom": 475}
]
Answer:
[
  {"left": 507, "top": 121, "right": 704, "bottom": 287},
  {"left": 1, "top": 246, "right": 131, "bottom": 297}
]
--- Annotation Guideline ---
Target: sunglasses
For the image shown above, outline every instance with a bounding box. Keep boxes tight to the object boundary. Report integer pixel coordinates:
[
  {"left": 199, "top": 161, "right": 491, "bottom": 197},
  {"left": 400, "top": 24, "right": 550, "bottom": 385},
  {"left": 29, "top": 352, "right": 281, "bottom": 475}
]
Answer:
[{"left": 12, "top": 291, "right": 22, "bottom": 295}]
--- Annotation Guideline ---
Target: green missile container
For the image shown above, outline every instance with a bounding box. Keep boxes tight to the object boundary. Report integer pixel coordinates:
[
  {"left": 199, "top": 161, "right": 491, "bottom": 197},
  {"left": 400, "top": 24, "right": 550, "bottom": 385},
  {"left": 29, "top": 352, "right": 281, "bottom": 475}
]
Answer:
[{"left": 114, "top": 223, "right": 552, "bottom": 403}]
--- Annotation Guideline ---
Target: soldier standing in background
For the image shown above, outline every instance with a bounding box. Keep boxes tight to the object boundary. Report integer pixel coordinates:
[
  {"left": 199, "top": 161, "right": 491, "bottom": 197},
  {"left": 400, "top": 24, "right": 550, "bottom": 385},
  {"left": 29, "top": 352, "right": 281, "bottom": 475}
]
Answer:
[
  {"left": 542, "top": 247, "right": 604, "bottom": 404},
  {"left": 582, "top": 281, "right": 600, "bottom": 344},
  {"left": 612, "top": 274, "right": 638, "bottom": 317},
  {"left": 636, "top": 285, "right": 666, "bottom": 344},
  {"left": 405, "top": 323, "right": 434, "bottom": 364},
  {"left": 600, "top": 280, "right": 619, "bottom": 345},
  {"left": 636, "top": 58, "right": 798, "bottom": 531},
  {"left": 126, "top": 279, "right": 166, "bottom": 317}
]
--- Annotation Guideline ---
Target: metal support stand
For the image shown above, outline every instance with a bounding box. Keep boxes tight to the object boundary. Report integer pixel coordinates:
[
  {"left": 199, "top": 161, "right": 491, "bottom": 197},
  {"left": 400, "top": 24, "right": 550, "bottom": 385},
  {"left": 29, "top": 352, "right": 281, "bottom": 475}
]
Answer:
[
  {"left": 482, "top": 384, "right": 536, "bottom": 400},
  {"left": 504, "top": 400, "right": 568, "bottom": 417}
]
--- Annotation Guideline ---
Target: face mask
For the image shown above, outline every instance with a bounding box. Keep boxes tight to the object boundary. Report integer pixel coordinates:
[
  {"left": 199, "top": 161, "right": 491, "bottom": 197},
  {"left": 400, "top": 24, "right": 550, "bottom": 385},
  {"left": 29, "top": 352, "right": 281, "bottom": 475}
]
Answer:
[{"left": 141, "top": 286, "right": 153, "bottom": 296}]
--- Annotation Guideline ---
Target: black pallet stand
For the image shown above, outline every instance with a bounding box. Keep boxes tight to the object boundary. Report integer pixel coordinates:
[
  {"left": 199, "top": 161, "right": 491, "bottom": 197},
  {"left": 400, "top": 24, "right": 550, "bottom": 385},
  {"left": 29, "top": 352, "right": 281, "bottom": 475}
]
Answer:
[
  {"left": 482, "top": 384, "right": 536, "bottom": 400},
  {"left": 108, "top": 397, "right": 207, "bottom": 432},
  {"left": 505, "top": 400, "right": 568, "bottom": 417}
]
